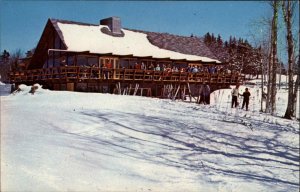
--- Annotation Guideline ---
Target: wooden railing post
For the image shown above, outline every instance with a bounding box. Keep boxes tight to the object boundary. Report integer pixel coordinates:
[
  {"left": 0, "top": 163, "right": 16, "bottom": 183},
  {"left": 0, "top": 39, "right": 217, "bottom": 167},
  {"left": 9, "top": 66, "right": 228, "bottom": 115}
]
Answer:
[
  {"left": 122, "top": 68, "right": 125, "bottom": 80},
  {"left": 76, "top": 66, "right": 79, "bottom": 81},
  {"left": 143, "top": 70, "right": 146, "bottom": 81},
  {"left": 58, "top": 67, "right": 61, "bottom": 80}
]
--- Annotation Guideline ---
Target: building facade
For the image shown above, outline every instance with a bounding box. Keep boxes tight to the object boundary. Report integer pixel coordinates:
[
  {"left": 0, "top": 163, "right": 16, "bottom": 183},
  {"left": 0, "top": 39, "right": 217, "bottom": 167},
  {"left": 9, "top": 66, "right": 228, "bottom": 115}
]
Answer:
[{"left": 10, "top": 17, "right": 243, "bottom": 98}]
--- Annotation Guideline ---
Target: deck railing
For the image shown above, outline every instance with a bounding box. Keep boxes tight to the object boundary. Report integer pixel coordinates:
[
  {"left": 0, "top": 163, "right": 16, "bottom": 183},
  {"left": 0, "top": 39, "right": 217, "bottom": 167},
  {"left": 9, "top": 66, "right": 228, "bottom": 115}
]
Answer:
[{"left": 9, "top": 66, "right": 244, "bottom": 85}]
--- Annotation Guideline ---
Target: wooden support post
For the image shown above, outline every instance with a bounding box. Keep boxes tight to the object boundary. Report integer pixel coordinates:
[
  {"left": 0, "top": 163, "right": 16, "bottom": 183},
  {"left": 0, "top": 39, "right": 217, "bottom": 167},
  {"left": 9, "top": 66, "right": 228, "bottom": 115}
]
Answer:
[
  {"left": 169, "top": 84, "right": 173, "bottom": 99},
  {"left": 118, "top": 82, "right": 121, "bottom": 94},
  {"left": 129, "top": 84, "right": 132, "bottom": 95},
  {"left": 123, "top": 87, "right": 126, "bottom": 95},
  {"left": 187, "top": 83, "right": 192, "bottom": 102},
  {"left": 166, "top": 84, "right": 170, "bottom": 98},
  {"left": 147, "top": 88, "right": 152, "bottom": 97},
  {"left": 182, "top": 85, "right": 186, "bottom": 101},
  {"left": 115, "top": 83, "right": 118, "bottom": 94},
  {"left": 172, "top": 85, "right": 180, "bottom": 101},
  {"left": 133, "top": 83, "right": 139, "bottom": 96},
  {"left": 197, "top": 85, "right": 203, "bottom": 104}
]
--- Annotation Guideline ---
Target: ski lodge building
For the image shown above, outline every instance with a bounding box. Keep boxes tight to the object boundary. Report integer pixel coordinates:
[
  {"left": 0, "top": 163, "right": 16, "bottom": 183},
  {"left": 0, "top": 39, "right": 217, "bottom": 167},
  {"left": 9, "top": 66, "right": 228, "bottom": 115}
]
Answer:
[{"left": 9, "top": 17, "right": 244, "bottom": 98}]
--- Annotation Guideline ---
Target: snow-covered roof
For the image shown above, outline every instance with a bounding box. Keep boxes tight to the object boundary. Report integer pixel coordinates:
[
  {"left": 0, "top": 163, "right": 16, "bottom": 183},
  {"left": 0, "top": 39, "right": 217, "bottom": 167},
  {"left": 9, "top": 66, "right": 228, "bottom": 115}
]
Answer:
[{"left": 52, "top": 19, "right": 220, "bottom": 63}]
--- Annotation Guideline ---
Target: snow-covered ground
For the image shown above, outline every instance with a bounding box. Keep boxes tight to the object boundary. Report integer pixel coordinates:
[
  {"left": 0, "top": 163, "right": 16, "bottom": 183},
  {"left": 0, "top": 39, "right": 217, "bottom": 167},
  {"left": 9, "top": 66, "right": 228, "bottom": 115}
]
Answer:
[{"left": 1, "top": 80, "right": 299, "bottom": 192}]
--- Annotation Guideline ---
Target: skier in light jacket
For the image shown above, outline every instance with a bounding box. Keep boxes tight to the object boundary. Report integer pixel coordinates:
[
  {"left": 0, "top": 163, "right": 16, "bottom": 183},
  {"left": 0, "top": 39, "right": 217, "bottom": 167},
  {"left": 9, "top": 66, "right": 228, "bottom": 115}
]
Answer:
[{"left": 231, "top": 84, "right": 240, "bottom": 108}]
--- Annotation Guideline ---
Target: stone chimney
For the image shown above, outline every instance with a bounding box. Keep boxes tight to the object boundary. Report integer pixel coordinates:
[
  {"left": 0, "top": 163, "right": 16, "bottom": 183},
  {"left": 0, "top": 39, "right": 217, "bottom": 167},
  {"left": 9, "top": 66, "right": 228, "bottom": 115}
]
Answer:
[{"left": 100, "top": 17, "right": 122, "bottom": 35}]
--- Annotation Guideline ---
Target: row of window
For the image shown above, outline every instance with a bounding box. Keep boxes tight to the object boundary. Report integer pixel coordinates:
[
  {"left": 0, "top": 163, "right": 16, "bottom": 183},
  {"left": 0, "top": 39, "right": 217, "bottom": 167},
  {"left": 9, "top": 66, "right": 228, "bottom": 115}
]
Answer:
[{"left": 43, "top": 54, "right": 210, "bottom": 69}]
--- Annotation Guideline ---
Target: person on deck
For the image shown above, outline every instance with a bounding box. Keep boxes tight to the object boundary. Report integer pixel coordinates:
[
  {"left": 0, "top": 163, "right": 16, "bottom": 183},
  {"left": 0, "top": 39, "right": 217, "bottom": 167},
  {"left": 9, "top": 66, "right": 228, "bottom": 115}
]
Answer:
[
  {"left": 134, "top": 62, "right": 140, "bottom": 70},
  {"left": 165, "top": 64, "right": 172, "bottom": 72},
  {"left": 161, "top": 64, "right": 166, "bottom": 72},
  {"left": 106, "top": 61, "right": 112, "bottom": 69},
  {"left": 172, "top": 66, "right": 179, "bottom": 72},
  {"left": 231, "top": 84, "right": 240, "bottom": 108},
  {"left": 141, "top": 62, "right": 145, "bottom": 70},
  {"left": 103, "top": 60, "right": 112, "bottom": 79},
  {"left": 239, "top": 88, "right": 251, "bottom": 111},
  {"left": 192, "top": 66, "right": 199, "bottom": 73},
  {"left": 148, "top": 63, "right": 154, "bottom": 70},
  {"left": 155, "top": 64, "right": 160, "bottom": 71}
]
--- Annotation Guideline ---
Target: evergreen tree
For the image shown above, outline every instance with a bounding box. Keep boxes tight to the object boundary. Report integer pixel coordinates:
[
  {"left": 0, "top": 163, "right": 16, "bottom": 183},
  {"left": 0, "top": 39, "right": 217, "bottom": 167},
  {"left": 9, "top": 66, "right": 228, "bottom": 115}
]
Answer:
[
  {"left": 0, "top": 50, "right": 11, "bottom": 82},
  {"left": 203, "top": 32, "right": 266, "bottom": 76},
  {"left": 217, "top": 35, "right": 223, "bottom": 47},
  {"left": 224, "top": 40, "right": 229, "bottom": 48},
  {"left": 211, "top": 33, "right": 216, "bottom": 44}
]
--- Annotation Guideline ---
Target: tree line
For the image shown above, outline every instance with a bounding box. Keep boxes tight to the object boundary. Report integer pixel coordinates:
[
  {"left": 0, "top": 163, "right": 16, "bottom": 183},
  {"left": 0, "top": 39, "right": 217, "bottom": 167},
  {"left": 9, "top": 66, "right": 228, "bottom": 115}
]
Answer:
[
  {"left": 0, "top": 49, "right": 34, "bottom": 82},
  {"left": 203, "top": 32, "right": 286, "bottom": 77}
]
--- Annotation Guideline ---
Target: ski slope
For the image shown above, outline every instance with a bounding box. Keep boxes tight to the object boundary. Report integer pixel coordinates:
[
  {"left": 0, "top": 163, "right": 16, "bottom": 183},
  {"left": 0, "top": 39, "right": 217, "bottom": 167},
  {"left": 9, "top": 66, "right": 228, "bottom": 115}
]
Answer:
[{"left": 1, "top": 82, "right": 299, "bottom": 192}]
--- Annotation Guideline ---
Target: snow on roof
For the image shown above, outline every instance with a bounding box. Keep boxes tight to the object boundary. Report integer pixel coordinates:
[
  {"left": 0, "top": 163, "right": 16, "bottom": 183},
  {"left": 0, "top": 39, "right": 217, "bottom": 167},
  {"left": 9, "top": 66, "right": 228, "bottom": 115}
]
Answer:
[{"left": 56, "top": 21, "right": 220, "bottom": 63}]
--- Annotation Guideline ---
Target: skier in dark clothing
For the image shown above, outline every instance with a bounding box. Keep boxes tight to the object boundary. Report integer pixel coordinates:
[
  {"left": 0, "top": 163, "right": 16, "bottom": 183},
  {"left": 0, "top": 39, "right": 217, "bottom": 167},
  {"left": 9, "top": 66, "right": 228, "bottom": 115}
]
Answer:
[
  {"left": 198, "top": 84, "right": 210, "bottom": 105},
  {"left": 203, "top": 84, "right": 210, "bottom": 104},
  {"left": 240, "top": 88, "right": 251, "bottom": 111}
]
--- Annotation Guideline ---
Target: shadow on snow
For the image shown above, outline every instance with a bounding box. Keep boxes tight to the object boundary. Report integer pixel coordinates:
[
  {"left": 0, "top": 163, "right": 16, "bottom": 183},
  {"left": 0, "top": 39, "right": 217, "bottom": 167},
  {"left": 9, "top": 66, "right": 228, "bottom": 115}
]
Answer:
[{"left": 51, "top": 109, "right": 299, "bottom": 190}]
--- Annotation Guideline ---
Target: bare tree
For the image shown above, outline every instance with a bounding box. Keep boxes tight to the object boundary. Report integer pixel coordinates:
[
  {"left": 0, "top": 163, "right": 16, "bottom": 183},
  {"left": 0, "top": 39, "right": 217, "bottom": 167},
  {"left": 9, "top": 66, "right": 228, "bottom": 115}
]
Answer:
[
  {"left": 247, "top": 8, "right": 273, "bottom": 112},
  {"left": 265, "top": 1, "right": 279, "bottom": 114},
  {"left": 271, "top": 1, "right": 279, "bottom": 114},
  {"left": 282, "top": 1, "right": 299, "bottom": 119},
  {"left": 9, "top": 49, "right": 24, "bottom": 72},
  {"left": 266, "top": 33, "right": 273, "bottom": 113}
]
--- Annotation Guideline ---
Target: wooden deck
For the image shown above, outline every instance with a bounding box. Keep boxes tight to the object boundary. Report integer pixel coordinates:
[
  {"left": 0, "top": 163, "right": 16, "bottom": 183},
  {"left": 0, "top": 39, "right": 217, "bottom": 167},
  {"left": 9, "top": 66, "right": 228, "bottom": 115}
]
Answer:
[
  {"left": 9, "top": 66, "right": 245, "bottom": 100},
  {"left": 9, "top": 66, "right": 244, "bottom": 85}
]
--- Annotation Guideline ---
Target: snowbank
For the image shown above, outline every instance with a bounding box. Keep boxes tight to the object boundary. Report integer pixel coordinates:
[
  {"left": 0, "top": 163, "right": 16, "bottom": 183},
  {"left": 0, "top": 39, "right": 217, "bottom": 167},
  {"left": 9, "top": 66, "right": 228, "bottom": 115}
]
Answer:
[{"left": 13, "top": 84, "right": 49, "bottom": 96}]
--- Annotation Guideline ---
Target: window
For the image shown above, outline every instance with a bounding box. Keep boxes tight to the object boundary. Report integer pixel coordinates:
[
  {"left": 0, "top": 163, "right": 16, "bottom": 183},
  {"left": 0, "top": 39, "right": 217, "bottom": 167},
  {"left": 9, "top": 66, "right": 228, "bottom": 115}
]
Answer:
[
  {"left": 119, "top": 59, "right": 129, "bottom": 68},
  {"left": 174, "top": 62, "right": 188, "bottom": 69},
  {"left": 100, "top": 57, "right": 118, "bottom": 68},
  {"left": 77, "top": 56, "right": 87, "bottom": 66},
  {"left": 87, "top": 57, "right": 98, "bottom": 67},
  {"left": 67, "top": 55, "right": 75, "bottom": 66}
]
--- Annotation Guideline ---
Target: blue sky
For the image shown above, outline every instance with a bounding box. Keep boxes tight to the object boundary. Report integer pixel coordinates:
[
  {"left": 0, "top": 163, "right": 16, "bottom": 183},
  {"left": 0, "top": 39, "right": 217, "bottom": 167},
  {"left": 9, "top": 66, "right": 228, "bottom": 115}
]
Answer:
[{"left": 0, "top": 1, "right": 297, "bottom": 59}]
